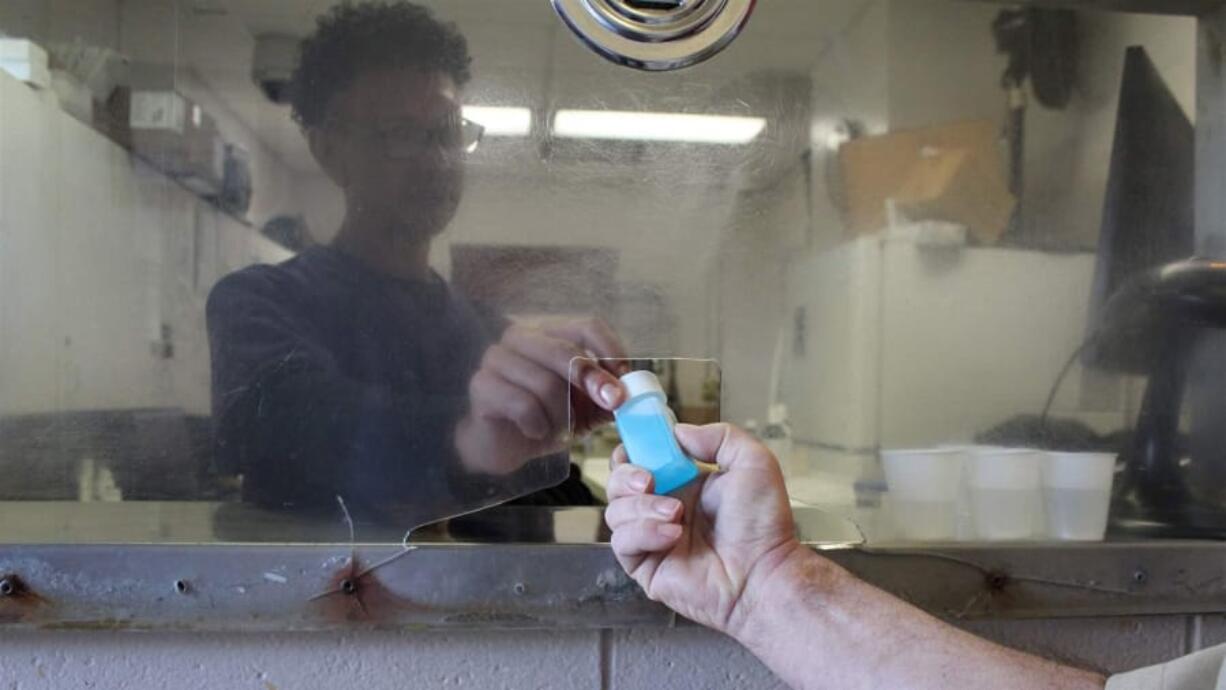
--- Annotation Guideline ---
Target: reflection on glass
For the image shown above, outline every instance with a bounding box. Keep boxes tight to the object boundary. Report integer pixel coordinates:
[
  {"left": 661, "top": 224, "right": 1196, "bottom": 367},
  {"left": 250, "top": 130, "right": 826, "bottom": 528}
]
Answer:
[
  {"left": 206, "top": 3, "right": 629, "bottom": 525},
  {"left": 0, "top": 0, "right": 1210, "bottom": 544}
]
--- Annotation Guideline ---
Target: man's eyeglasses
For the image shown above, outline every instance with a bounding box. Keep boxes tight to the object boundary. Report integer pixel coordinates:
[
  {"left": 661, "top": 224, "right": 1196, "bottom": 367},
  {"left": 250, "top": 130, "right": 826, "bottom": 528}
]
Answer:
[{"left": 329, "top": 115, "right": 486, "bottom": 157}]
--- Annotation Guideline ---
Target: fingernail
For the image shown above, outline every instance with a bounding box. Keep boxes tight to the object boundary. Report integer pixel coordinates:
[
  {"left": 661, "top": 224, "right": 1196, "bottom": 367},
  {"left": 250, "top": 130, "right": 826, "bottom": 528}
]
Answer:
[
  {"left": 655, "top": 500, "right": 679, "bottom": 518},
  {"left": 657, "top": 523, "right": 683, "bottom": 539},
  {"left": 630, "top": 472, "right": 650, "bottom": 491},
  {"left": 600, "top": 382, "right": 622, "bottom": 408}
]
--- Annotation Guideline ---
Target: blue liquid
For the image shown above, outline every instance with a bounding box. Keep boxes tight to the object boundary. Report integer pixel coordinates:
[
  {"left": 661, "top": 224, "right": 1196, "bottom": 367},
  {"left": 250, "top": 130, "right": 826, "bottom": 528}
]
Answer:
[{"left": 615, "top": 401, "right": 700, "bottom": 495}]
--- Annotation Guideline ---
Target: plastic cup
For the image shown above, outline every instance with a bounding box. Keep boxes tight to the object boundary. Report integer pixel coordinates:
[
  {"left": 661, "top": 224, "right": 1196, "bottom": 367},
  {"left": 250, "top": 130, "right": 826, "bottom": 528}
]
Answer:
[
  {"left": 937, "top": 445, "right": 988, "bottom": 541},
  {"left": 881, "top": 449, "right": 963, "bottom": 541},
  {"left": 1042, "top": 452, "right": 1117, "bottom": 541},
  {"left": 967, "top": 448, "right": 1043, "bottom": 541}
]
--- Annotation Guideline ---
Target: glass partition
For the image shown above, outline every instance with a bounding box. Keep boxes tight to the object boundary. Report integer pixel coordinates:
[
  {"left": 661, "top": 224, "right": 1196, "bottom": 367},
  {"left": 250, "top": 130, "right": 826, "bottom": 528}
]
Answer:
[{"left": 0, "top": 0, "right": 1204, "bottom": 544}]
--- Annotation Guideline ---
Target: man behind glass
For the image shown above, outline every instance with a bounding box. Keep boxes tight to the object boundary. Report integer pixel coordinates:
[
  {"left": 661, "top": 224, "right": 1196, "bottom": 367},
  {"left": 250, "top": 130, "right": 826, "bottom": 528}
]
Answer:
[{"left": 207, "top": 2, "right": 627, "bottom": 524}]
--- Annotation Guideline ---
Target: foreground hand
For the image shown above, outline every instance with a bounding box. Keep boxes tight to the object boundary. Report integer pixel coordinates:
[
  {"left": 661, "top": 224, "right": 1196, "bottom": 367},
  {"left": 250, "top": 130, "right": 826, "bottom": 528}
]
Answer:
[
  {"left": 604, "top": 423, "right": 804, "bottom": 636},
  {"left": 457, "top": 317, "right": 627, "bottom": 475}
]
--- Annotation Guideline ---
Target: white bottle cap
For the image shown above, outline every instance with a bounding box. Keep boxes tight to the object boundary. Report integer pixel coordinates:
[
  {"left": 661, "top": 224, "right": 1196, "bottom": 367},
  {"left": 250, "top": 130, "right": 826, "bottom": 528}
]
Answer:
[{"left": 620, "top": 370, "right": 665, "bottom": 399}]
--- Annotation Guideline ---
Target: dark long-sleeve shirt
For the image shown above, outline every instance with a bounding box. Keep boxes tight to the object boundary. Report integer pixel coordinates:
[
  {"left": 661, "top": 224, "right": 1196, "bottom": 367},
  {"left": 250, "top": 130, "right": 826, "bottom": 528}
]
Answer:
[{"left": 207, "top": 245, "right": 580, "bottom": 525}]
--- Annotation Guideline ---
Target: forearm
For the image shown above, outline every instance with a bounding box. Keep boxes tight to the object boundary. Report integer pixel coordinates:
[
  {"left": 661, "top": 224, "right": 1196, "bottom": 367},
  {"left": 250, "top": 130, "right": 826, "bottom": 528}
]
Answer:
[{"left": 731, "top": 550, "right": 1107, "bottom": 690}]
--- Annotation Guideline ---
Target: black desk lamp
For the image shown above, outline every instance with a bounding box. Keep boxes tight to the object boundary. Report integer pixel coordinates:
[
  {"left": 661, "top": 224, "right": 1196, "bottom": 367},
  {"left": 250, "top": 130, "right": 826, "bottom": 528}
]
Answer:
[{"left": 1094, "top": 259, "right": 1226, "bottom": 535}]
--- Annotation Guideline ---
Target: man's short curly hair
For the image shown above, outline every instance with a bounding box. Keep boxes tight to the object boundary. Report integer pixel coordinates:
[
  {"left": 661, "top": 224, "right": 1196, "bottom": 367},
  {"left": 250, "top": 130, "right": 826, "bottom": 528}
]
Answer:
[{"left": 289, "top": 1, "right": 472, "bottom": 128}]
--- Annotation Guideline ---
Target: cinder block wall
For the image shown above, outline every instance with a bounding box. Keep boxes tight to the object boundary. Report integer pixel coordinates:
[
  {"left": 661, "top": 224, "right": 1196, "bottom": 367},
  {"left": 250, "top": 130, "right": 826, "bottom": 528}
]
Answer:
[{"left": 0, "top": 617, "right": 1207, "bottom": 689}]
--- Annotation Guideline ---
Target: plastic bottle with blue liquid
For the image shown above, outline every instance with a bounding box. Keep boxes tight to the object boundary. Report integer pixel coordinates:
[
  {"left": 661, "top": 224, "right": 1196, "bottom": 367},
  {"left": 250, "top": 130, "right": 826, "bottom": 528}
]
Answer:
[{"left": 614, "top": 370, "right": 700, "bottom": 495}]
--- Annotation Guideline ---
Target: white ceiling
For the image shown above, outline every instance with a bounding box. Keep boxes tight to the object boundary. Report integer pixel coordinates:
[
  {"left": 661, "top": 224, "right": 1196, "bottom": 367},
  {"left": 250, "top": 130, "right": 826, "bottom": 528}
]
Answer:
[{"left": 179, "top": 0, "right": 878, "bottom": 175}]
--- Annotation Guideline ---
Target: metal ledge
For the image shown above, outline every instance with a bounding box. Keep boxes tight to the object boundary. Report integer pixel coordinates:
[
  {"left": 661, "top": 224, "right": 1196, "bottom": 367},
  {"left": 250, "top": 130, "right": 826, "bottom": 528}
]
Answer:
[
  {"left": 842, "top": 542, "right": 1226, "bottom": 620},
  {"left": 0, "top": 503, "right": 858, "bottom": 631},
  {"left": 3, "top": 508, "right": 1226, "bottom": 631},
  {"left": 4, "top": 542, "right": 1226, "bottom": 632},
  {"left": 0, "top": 543, "right": 673, "bottom": 631}
]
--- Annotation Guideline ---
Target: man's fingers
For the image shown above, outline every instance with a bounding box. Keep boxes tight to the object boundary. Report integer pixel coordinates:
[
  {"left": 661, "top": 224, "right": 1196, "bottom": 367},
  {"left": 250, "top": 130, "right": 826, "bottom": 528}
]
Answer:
[
  {"left": 482, "top": 345, "right": 569, "bottom": 431},
  {"left": 605, "top": 494, "right": 683, "bottom": 530},
  {"left": 504, "top": 327, "right": 589, "bottom": 381},
  {"left": 674, "top": 423, "right": 779, "bottom": 474},
  {"left": 566, "top": 356, "right": 625, "bottom": 413},
  {"left": 607, "top": 462, "right": 653, "bottom": 500},
  {"left": 470, "top": 371, "right": 552, "bottom": 441},
  {"left": 579, "top": 364, "right": 624, "bottom": 411},
  {"left": 610, "top": 444, "right": 628, "bottom": 469},
  {"left": 545, "top": 318, "right": 629, "bottom": 364},
  {"left": 502, "top": 329, "right": 625, "bottom": 411},
  {"left": 610, "top": 521, "right": 684, "bottom": 561}
]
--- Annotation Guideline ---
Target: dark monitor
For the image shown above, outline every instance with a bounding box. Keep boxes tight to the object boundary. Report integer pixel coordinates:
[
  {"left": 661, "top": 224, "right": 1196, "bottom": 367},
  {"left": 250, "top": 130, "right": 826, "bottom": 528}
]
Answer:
[{"left": 1085, "top": 45, "right": 1194, "bottom": 372}]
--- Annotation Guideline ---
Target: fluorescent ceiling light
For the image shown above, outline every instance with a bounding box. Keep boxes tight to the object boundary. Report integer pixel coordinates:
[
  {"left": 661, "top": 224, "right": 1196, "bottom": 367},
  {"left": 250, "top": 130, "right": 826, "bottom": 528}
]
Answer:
[
  {"left": 552, "top": 110, "right": 766, "bottom": 144},
  {"left": 462, "top": 106, "right": 532, "bottom": 136}
]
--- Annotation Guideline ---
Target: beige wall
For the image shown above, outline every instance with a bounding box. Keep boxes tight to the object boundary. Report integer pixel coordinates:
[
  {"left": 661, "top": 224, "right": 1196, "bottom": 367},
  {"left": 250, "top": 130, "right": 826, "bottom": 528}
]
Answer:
[{"left": 0, "top": 66, "right": 290, "bottom": 416}]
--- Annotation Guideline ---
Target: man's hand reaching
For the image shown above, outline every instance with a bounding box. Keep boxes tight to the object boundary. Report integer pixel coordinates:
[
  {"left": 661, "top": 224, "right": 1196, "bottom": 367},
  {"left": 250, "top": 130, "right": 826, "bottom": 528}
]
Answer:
[{"left": 456, "top": 317, "right": 628, "bottom": 475}]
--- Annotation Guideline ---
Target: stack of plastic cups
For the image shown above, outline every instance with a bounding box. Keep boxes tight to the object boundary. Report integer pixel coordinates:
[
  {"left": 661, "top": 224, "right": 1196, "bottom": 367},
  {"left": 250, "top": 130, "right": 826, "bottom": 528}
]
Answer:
[
  {"left": 880, "top": 449, "right": 963, "bottom": 541},
  {"left": 1042, "top": 452, "right": 1117, "bottom": 541},
  {"left": 883, "top": 446, "right": 1117, "bottom": 543},
  {"left": 936, "top": 445, "right": 979, "bottom": 541},
  {"left": 967, "top": 447, "right": 1044, "bottom": 541}
]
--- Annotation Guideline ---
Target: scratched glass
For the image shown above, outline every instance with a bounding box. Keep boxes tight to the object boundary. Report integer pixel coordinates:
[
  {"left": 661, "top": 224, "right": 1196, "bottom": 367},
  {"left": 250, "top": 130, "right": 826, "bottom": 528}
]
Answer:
[{"left": 0, "top": 1, "right": 1204, "bottom": 545}]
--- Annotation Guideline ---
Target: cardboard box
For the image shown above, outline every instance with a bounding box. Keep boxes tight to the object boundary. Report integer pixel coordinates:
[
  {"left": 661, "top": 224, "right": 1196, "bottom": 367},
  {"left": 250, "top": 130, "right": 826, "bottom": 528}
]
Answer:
[
  {"left": 0, "top": 37, "right": 48, "bottom": 61},
  {"left": 130, "top": 90, "right": 188, "bottom": 133},
  {"left": 839, "top": 119, "right": 1016, "bottom": 244},
  {"left": 0, "top": 60, "right": 50, "bottom": 89},
  {"left": 178, "top": 128, "right": 225, "bottom": 197},
  {"left": 0, "top": 38, "right": 51, "bottom": 89},
  {"left": 128, "top": 91, "right": 224, "bottom": 194},
  {"left": 183, "top": 105, "right": 225, "bottom": 196},
  {"left": 130, "top": 91, "right": 190, "bottom": 174},
  {"left": 891, "top": 147, "right": 1015, "bottom": 245}
]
